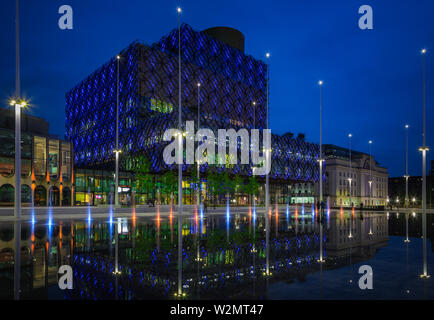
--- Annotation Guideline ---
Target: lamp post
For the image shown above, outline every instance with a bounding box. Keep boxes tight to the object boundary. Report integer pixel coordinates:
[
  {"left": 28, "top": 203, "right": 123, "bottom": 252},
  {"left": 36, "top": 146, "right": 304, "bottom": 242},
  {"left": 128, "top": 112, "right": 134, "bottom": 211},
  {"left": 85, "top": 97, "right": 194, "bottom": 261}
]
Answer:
[
  {"left": 252, "top": 101, "right": 257, "bottom": 211},
  {"left": 114, "top": 54, "right": 121, "bottom": 207},
  {"left": 404, "top": 125, "right": 409, "bottom": 208},
  {"left": 197, "top": 82, "right": 201, "bottom": 211},
  {"left": 265, "top": 52, "right": 270, "bottom": 276},
  {"left": 318, "top": 80, "right": 325, "bottom": 263},
  {"left": 177, "top": 6, "right": 184, "bottom": 296},
  {"left": 369, "top": 140, "right": 372, "bottom": 207},
  {"left": 14, "top": 0, "right": 21, "bottom": 220},
  {"left": 10, "top": 99, "right": 27, "bottom": 220},
  {"left": 348, "top": 133, "right": 352, "bottom": 208},
  {"left": 348, "top": 133, "right": 353, "bottom": 238},
  {"left": 419, "top": 48, "right": 430, "bottom": 279}
]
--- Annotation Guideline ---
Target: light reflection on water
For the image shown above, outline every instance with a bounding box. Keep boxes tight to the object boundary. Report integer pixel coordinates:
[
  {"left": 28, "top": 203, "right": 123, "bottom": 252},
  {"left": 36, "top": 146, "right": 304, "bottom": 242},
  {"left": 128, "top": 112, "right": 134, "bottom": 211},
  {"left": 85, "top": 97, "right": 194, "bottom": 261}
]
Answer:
[{"left": 0, "top": 210, "right": 433, "bottom": 300}]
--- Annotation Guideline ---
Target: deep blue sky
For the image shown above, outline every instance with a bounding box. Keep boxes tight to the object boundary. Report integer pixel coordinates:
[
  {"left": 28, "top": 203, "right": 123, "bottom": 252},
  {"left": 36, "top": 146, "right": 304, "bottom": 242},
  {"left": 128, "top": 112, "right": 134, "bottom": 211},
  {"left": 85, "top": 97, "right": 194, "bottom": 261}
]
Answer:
[{"left": 1, "top": 0, "right": 433, "bottom": 177}]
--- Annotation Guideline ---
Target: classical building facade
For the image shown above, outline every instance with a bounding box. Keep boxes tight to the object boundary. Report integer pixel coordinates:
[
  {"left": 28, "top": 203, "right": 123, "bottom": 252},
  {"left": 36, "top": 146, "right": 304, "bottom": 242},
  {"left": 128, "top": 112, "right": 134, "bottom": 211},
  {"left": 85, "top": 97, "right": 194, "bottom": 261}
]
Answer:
[
  {"left": 0, "top": 107, "right": 74, "bottom": 206},
  {"left": 319, "top": 144, "right": 389, "bottom": 208}
]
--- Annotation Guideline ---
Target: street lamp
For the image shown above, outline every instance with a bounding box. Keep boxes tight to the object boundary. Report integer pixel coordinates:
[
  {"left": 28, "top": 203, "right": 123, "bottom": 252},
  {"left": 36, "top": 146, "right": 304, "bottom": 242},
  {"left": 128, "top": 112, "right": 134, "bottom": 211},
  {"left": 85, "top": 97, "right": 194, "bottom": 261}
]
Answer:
[
  {"left": 176, "top": 6, "right": 184, "bottom": 296},
  {"left": 114, "top": 54, "right": 121, "bottom": 207},
  {"left": 10, "top": 98, "right": 27, "bottom": 220},
  {"left": 13, "top": 0, "right": 23, "bottom": 221},
  {"left": 318, "top": 80, "right": 324, "bottom": 205},
  {"left": 197, "top": 82, "right": 201, "bottom": 212},
  {"left": 404, "top": 124, "right": 410, "bottom": 208},
  {"left": 318, "top": 80, "right": 325, "bottom": 263},
  {"left": 265, "top": 52, "right": 270, "bottom": 276},
  {"left": 348, "top": 133, "right": 352, "bottom": 208},
  {"left": 419, "top": 48, "right": 430, "bottom": 279},
  {"left": 369, "top": 140, "right": 372, "bottom": 207}
]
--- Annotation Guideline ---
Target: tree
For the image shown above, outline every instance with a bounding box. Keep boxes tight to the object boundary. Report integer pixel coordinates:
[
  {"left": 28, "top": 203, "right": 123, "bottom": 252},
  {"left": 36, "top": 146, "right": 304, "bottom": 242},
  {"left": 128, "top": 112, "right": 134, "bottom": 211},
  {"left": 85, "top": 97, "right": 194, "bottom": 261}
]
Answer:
[
  {"left": 134, "top": 155, "right": 154, "bottom": 203},
  {"left": 161, "top": 171, "right": 177, "bottom": 206},
  {"left": 245, "top": 176, "right": 260, "bottom": 206},
  {"left": 207, "top": 171, "right": 220, "bottom": 208}
]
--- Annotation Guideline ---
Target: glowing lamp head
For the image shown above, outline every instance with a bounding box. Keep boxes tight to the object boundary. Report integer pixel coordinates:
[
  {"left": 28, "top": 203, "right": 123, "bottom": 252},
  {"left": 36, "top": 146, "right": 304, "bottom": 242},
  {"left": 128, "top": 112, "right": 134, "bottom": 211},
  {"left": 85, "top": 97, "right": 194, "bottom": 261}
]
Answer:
[
  {"left": 318, "top": 80, "right": 323, "bottom": 86},
  {"left": 9, "top": 99, "right": 16, "bottom": 106},
  {"left": 177, "top": 7, "right": 182, "bottom": 13},
  {"left": 197, "top": 82, "right": 201, "bottom": 87},
  {"left": 20, "top": 101, "right": 28, "bottom": 108},
  {"left": 421, "top": 48, "right": 427, "bottom": 54},
  {"left": 369, "top": 140, "right": 372, "bottom": 144},
  {"left": 252, "top": 101, "right": 256, "bottom": 106},
  {"left": 266, "top": 53, "right": 270, "bottom": 58},
  {"left": 348, "top": 133, "right": 352, "bottom": 138},
  {"left": 405, "top": 124, "right": 409, "bottom": 129}
]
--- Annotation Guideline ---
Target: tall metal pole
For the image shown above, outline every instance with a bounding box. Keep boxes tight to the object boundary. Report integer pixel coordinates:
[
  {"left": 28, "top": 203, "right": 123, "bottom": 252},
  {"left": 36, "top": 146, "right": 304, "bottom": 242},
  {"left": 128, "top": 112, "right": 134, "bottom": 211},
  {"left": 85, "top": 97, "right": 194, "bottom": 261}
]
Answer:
[
  {"left": 419, "top": 49, "right": 429, "bottom": 278},
  {"left": 319, "top": 81, "right": 323, "bottom": 204},
  {"left": 252, "top": 101, "right": 256, "bottom": 211},
  {"left": 14, "top": 0, "right": 21, "bottom": 220},
  {"left": 369, "top": 140, "right": 372, "bottom": 207},
  {"left": 115, "top": 55, "right": 120, "bottom": 207},
  {"left": 348, "top": 134, "right": 353, "bottom": 238},
  {"left": 265, "top": 53, "right": 270, "bottom": 275},
  {"left": 318, "top": 80, "right": 324, "bottom": 262},
  {"left": 197, "top": 83, "right": 201, "bottom": 209},
  {"left": 177, "top": 7, "right": 183, "bottom": 295},
  {"left": 405, "top": 125, "right": 409, "bottom": 208},
  {"left": 349, "top": 134, "right": 352, "bottom": 207}
]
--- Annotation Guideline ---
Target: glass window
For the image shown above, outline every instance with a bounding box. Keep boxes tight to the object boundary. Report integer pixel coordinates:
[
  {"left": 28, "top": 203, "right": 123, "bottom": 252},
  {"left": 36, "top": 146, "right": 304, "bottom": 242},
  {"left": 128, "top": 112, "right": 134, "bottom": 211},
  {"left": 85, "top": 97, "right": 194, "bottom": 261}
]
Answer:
[
  {"left": 33, "top": 136, "right": 47, "bottom": 178},
  {"left": 61, "top": 142, "right": 71, "bottom": 181},
  {"left": 48, "top": 139, "right": 59, "bottom": 180}
]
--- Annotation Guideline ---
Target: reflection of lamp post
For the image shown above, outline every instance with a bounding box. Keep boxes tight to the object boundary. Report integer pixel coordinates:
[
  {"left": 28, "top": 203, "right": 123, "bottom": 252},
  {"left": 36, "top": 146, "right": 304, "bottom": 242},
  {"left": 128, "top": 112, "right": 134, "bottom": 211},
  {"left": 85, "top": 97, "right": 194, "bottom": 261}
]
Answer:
[{"left": 419, "top": 48, "right": 430, "bottom": 279}]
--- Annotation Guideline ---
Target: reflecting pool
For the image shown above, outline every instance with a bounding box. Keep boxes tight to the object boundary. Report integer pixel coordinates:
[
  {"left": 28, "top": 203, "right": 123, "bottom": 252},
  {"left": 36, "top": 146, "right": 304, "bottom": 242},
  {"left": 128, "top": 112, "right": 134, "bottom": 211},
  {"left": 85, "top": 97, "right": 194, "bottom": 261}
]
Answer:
[{"left": 0, "top": 210, "right": 433, "bottom": 300}]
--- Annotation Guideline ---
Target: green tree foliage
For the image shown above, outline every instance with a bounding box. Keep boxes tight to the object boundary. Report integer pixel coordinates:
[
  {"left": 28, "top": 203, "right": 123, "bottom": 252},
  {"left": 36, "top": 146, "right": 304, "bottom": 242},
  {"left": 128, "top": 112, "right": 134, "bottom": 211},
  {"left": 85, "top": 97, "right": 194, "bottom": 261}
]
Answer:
[
  {"left": 245, "top": 176, "right": 260, "bottom": 196},
  {"left": 245, "top": 176, "right": 260, "bottom": 206},
  {"left": 135, "top": 155, "right": 154, "bottom": 194},
  {"left": 161, "top": 171, "right": 178, "bottom": 203}
]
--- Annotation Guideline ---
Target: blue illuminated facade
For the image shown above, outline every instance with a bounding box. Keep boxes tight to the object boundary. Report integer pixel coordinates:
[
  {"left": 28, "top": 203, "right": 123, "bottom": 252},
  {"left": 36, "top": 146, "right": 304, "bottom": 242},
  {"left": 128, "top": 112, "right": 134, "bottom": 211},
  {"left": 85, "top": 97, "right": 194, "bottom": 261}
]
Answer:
[{"left": 65, "top": 24, "right": 319, "bottom": 189}]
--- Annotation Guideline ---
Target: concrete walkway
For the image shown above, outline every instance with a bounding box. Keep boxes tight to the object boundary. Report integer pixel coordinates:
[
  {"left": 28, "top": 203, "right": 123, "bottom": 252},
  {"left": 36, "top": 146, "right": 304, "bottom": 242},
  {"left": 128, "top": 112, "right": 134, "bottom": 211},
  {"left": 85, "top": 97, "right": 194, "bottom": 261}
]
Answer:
[{"left": 0, "top": 205, "right": 433, "bottom": 222}]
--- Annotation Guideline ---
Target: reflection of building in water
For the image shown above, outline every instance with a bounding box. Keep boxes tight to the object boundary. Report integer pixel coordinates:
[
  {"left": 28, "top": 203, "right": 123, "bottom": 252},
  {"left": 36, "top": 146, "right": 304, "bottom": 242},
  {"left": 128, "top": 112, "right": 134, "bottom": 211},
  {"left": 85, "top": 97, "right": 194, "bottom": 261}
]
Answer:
[
  {"left": 326, "top": 213, "right": 388, "bottom": 258},
  {"left": 388, "top": 213, "right": 434, "bottom": 252},
  {"left": 0, "top": 223, "right": 74, "bottom": 299},
  {"left": 0, "top": 214, "right": 391, "bottom": 299}
]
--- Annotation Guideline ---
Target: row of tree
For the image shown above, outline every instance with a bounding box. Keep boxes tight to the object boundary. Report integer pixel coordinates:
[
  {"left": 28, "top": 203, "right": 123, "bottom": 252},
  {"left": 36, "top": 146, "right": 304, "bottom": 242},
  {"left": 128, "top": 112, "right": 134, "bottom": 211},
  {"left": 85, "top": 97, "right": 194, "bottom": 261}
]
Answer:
[{"left": 133, "top": 155, "right": 261, "bottom": 206}]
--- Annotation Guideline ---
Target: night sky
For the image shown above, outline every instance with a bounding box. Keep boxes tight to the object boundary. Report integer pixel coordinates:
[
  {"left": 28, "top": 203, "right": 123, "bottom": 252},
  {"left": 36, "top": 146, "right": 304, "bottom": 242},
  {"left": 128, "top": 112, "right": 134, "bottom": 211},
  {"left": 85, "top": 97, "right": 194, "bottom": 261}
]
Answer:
[{"left": 0, "top": 0, "right": 433, "bottom": 177}]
